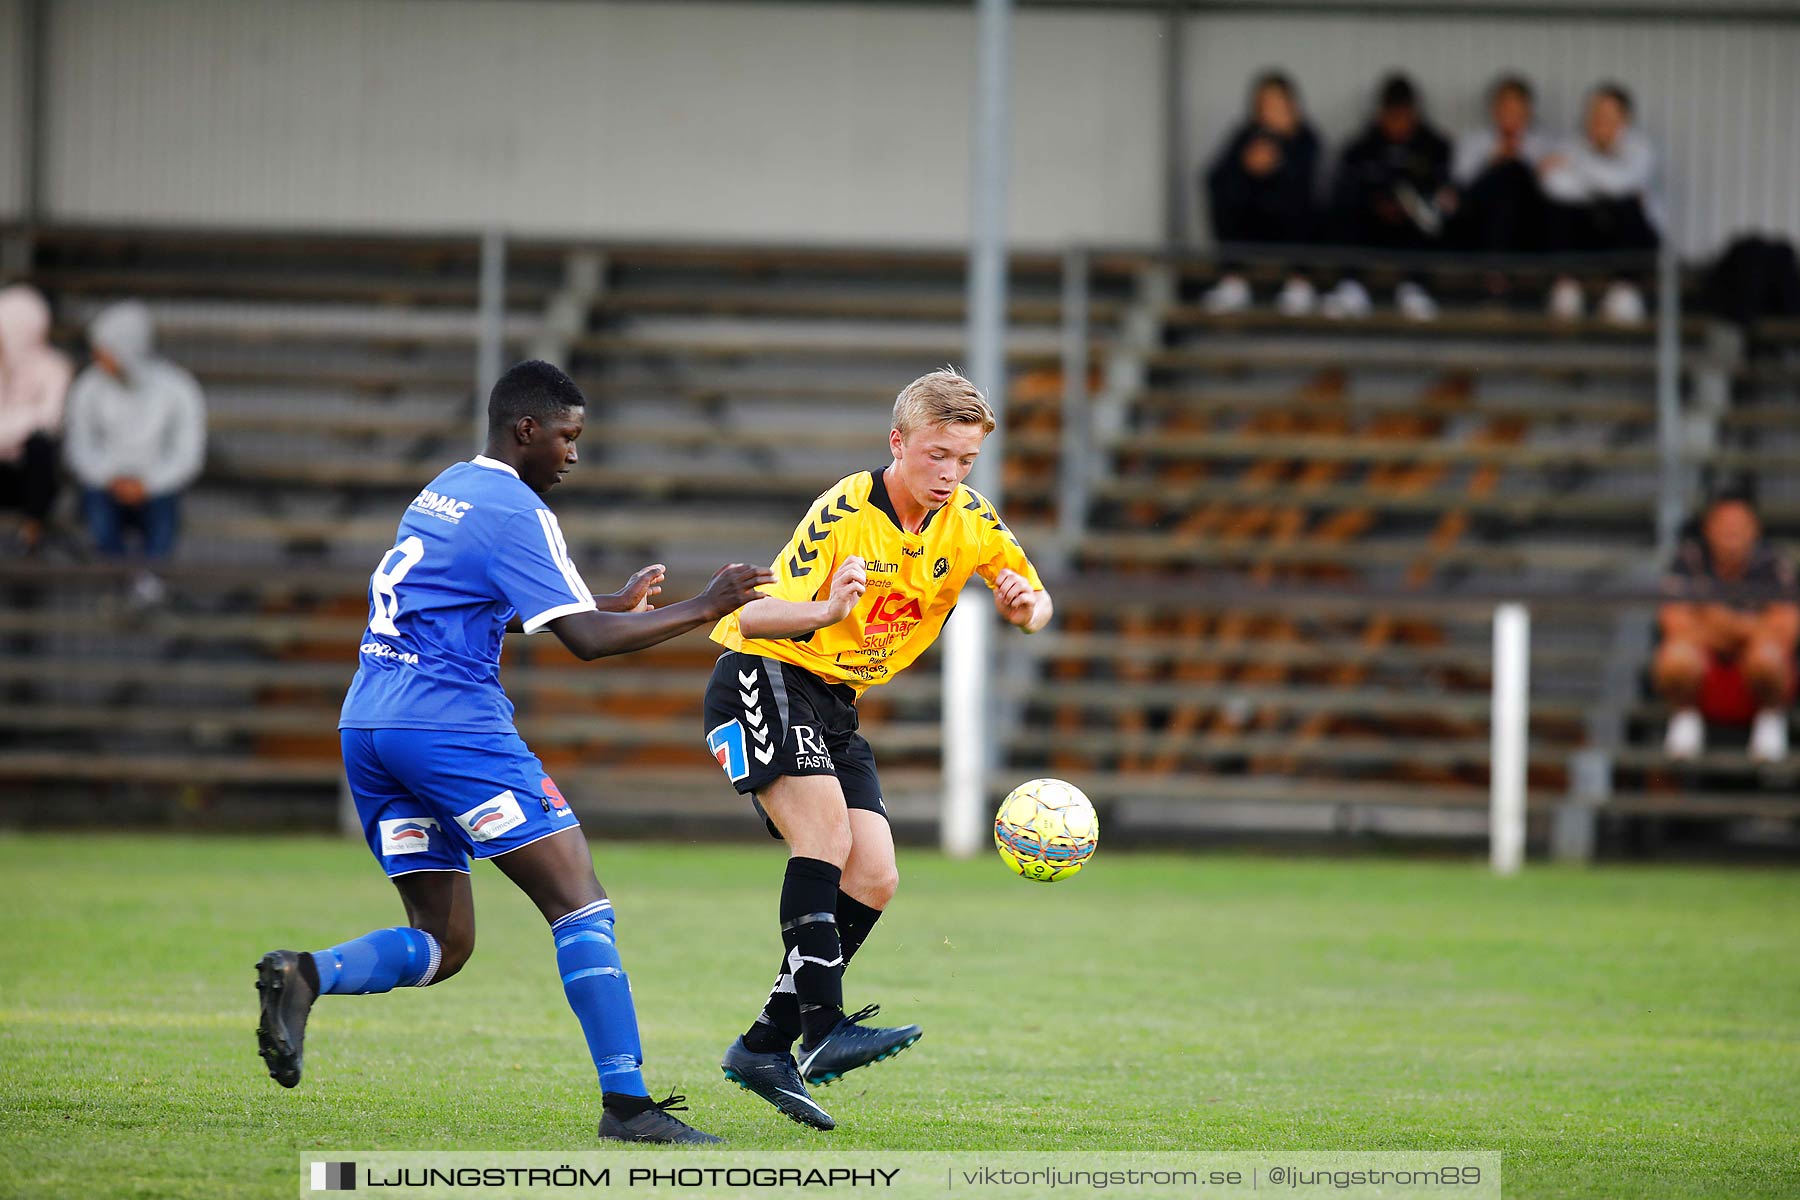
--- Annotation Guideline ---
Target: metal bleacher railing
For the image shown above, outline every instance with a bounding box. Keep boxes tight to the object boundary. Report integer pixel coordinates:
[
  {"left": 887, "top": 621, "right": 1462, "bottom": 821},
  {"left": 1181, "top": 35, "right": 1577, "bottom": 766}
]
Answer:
[{"left": 2, "top": 226, "right": 1797, "bottom": 861}]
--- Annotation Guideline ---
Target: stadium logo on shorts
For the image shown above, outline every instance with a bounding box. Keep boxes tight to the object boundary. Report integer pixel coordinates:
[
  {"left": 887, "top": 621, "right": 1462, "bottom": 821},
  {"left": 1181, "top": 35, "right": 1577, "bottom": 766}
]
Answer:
[
  {"left": 378, "top": 817, "right": 438, "bottom": 856},
  {"left": 456, "top": 790, "right": 527, "bottom": 842},
  {"left": 309, "top": 1161, "right": 356, "bottom": 1191}
]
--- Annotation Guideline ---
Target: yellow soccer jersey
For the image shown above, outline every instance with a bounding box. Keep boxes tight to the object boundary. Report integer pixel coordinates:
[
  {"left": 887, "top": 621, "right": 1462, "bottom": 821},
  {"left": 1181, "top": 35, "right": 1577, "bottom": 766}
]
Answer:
[{"left": 710, "top": 466, "right": 1044, "bottom": 695}]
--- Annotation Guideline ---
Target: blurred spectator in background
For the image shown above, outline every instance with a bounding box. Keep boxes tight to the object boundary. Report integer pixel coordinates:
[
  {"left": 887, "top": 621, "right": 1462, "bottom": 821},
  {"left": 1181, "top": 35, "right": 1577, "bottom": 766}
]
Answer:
[
  {"left": 1201, "top": 70, "right": 1322, "bottom": 316},
  {"left": 1656, "top": 491, "right": 1798, "bottom": 763},
  {"left": 1446, "top": 74, "right": 1551, "bottom": 266},
  {"left": 1321, "top": 73, "right": 1452, "bottom": 321},
  {"left": 0, "top": 284, "right": 73, "bottom": 555},
  {"left": 1540, "top": 82, "right": 1660, "bottom": 323},
  {"left": 64, "top": 302, "right": 206, "bottom": 596}
]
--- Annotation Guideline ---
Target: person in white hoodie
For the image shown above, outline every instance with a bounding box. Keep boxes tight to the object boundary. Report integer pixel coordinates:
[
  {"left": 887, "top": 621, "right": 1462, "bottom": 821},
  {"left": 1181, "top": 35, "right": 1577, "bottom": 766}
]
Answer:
[
  {"left": 0, "top": 285, "right": 73, "bottom": 553},
  {"left": 1539, "top": 82, "right": 1661, "bottom": 323},
  {"left": 64, "top": 301, "right": 206, "bottom": 562}
]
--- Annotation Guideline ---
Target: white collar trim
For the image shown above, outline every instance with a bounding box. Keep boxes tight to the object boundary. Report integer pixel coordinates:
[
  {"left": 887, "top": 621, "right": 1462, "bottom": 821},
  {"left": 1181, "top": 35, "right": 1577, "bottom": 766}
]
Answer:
[{"left": 470, "top": 454, "right": 520, "bottom": 479}]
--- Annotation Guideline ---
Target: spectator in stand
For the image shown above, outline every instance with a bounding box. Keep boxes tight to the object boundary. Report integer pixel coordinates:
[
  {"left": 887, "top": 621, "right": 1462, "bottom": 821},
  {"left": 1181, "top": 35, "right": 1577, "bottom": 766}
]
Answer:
[
  {"left": 0, "top": 284, "right": 73, "bottom": 555},
  {"left": 1655, "top": 490, "right": 1798, "bottom": 764},
  {"left": 64, "top": 302, "right": 206, "bottom": 594},
  {"left": 1321, "top": 73, "right": 1453, "bottom": 321},
  {"left": 1446, "top": 74, "right": 1552, "bottom": 264},
  {"left": 1540, "top": 82, "right": 1660, "bottom": 324},
  {"left": 1201, "top": 70, "right": 1323, "bottom": 316}
]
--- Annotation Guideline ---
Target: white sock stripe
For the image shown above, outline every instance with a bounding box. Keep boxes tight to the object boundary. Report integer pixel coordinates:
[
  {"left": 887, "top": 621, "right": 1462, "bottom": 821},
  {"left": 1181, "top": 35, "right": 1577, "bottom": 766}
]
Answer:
[
  {"left": 412, "top": 931, "right": 443, "bottom": 987},
  {"left": 552, "top": 899, "right": 613, "bottom": 931}
]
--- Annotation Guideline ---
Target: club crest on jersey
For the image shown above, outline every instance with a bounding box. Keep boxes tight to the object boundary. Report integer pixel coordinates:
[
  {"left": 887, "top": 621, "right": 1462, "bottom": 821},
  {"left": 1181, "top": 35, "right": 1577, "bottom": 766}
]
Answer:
[
  {"left": 379, "top": 817, "right": 438, "bottom": 856},
  {"left": 708, "top": 720, "right": 751, "bottom": 782},
  {"left": 456, "top": 790, "right": 526, "bottom": 842},
  {"left": 934, "top": 557, "right": 949, "bottom": 578}
]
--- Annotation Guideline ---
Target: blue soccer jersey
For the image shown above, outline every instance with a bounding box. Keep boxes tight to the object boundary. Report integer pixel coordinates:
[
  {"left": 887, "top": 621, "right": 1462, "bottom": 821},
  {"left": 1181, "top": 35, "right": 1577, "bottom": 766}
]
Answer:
[{"left": 339, "top": 455, "right": 597, "bottom": 733}]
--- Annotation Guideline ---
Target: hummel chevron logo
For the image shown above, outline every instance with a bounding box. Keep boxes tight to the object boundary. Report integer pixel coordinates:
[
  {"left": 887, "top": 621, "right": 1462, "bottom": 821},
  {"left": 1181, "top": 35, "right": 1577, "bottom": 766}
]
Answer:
[
  {"left": 751, "top": 724, "right": 770, "bottom": 744},
  {"left": 789, "top": 555, "right": 811, "bottom": 577},
  {"left": 738, "top": 671, "right": 758, "bottom": 688},
  {"left": 795, "top": 542, "right": 819, "bottom": 563},
  {"left": 806, "top": 522, "right": 826, "bottom": 543},
  {"left": 963, "top": 497, "right": 983, "bottom": 511},
  {"left": 817, "top": 504, "right": 842, "bottom": 525},
  {"left": 834, "top": 496, "right": 858, "bottom": 517},
  {"left": 739, "top": 688, "right": 760, "bottom": 707},
  {"left": 746, "top": 708, "right": 765, "bottom": 729},
  {"left": 754, "top": 742, "right": 775, "bottom": 764}
]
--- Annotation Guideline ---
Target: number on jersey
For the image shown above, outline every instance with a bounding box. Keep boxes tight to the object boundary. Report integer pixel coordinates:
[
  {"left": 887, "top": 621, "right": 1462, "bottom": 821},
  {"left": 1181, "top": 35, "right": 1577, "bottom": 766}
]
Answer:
[{"left": 368, "top": 536, "right": 425, "bottom": 636}]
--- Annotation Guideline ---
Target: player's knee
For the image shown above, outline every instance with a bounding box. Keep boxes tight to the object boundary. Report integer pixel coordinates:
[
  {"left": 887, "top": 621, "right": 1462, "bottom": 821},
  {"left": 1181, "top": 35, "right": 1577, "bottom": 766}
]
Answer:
[
  {"left": 856, "top": 863, "right": 899, "bottom": 909},
  {"left": 1654, "top": 639, "right": 1706, "bottom": 695},
  {"left": 429, "top": 928, "right": 475, "bottom": 983},
  {"left": 1743, "top": 640, "right": 1794, "bottom": 698}
]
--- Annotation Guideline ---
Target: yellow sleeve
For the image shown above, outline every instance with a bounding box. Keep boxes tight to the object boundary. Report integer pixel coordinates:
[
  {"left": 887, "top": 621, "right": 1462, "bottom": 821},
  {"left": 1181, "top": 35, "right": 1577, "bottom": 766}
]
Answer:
[
  {"left": 760, "top": 485, "right": 851, "bottom": 603},
  {"left": 968, "top": 490, "right": 1044, "bottom": 591}
]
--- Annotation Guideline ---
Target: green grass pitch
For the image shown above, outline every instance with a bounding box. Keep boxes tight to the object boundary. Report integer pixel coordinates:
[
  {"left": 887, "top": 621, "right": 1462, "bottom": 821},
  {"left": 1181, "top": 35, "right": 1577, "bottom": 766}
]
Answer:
[{"left": 2, "top": 832, "right": 1797, "bottom": 1198}]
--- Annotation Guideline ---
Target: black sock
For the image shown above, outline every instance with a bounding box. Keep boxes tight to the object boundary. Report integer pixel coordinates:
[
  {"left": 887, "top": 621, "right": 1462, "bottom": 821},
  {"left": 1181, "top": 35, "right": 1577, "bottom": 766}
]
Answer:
[
  {"left": 771, "top": 857, "right": 844, "bottom": 1046},
  {"left": 602, "top": 1092, "right": 656, "bottom": 1119},
  {"left": 744, "top": 888, "right": 884, "bottom": 1052}
]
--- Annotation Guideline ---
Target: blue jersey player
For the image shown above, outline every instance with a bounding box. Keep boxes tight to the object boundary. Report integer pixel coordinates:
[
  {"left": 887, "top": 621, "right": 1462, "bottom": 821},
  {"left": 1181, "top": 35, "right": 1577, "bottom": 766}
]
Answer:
[{"left": 254, "top": 361, "right": 770, "bottom": 1144}]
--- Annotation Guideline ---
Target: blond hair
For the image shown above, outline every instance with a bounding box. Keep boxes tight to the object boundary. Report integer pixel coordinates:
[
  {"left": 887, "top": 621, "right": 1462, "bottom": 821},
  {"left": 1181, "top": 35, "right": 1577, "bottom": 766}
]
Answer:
[{"left": 891, "top": 369, "right": 996, "bottom": 439}]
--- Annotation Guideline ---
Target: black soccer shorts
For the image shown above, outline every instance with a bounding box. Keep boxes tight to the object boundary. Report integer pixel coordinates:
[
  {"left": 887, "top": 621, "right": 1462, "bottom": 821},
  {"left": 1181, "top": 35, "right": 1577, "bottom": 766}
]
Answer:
[{"left": 702, "top": 650, "right": 888, "bottom": 838}]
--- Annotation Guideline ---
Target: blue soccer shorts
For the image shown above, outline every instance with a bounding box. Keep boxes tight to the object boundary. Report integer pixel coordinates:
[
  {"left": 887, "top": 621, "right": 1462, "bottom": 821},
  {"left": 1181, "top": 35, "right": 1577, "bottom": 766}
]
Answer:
[{"left": 339, "top": 727, "right": 582, "bottom": 877}]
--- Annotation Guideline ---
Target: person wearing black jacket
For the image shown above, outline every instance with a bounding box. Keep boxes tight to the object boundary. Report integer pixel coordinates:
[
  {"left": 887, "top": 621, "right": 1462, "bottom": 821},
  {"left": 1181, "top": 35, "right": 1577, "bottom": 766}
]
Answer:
[
  {"left": 1201, "top": 70, "right": 1323, "bottom": 316},
  {"left": 1322, "top": 74, "right": 1452, "bottom": 321}
]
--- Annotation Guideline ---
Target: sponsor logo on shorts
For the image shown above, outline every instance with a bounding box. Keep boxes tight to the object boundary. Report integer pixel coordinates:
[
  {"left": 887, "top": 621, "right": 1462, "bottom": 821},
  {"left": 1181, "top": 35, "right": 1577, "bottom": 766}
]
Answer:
[
  {"left": 379, "top": 817, "right": 438, "bottom": 856},
  {"left": 792, "top": 724, "right": 834, "bottom": 771},
  {"left": 708, "top": 719, "right": 750, "bottom": 782},
  {"left": 541, "top": 776, "right": 575, "bottom": 819},
  {"left": 456, "top": 790, "right": 527, "bottom": 842}
]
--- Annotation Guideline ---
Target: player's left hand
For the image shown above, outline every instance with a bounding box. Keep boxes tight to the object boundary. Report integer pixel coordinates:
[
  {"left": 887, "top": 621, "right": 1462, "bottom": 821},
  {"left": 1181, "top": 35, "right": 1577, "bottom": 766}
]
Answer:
[
  {"left": 617, "top": 563, "right": 666, "bottom": 612},
  {"left": 993, "top": 569, "right": 1039, "bottom": 629}
]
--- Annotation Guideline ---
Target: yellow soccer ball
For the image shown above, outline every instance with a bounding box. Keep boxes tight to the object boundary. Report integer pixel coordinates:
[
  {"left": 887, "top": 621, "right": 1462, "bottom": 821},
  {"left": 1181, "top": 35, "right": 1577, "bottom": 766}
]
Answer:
[{"left": 993, "top": 778, "right": 1098, "bottom": 883}]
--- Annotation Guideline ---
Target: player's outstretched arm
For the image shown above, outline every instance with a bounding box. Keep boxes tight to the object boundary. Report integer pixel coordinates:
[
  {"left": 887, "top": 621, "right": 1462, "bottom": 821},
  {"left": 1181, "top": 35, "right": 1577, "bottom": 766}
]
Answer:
[
  {"left": 737, "top": 556, "right": 867, "bottom": 640},
  {"left": 547, "top": 564, "right": 773, "bottom": 661},
  {"left": 993, "top": 568, "right": 1053, "bottom": 634}
]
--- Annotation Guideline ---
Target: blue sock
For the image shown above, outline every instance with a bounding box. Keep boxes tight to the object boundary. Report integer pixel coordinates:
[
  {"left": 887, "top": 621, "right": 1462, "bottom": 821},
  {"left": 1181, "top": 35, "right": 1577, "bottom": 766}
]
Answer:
[
  {"left": 551, "top": 899, "right": 647, "bottom": 1097},
  {"left": 309, "top": 927, "right": 442, "bottom": 995}
]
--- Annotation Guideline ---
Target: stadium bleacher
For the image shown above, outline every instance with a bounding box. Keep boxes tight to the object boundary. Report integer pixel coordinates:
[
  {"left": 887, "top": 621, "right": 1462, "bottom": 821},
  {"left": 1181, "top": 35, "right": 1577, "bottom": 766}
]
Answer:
[{"left": 3, "top": 226, "right": 1796, "bottom": 851}]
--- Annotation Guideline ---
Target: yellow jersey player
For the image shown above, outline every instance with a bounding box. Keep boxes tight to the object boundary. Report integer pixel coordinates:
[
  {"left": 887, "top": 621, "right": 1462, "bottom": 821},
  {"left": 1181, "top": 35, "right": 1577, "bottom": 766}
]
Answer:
[{"left": 703, "top": 369, "right": 1052, "bottom": 1130}]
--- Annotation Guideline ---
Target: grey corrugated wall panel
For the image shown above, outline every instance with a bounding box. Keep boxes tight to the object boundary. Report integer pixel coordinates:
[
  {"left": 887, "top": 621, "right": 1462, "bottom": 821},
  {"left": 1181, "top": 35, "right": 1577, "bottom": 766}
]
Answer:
[
  {"left": 30, "top": 0, "right": 1800, "bottom": 253},
  {"left": 1183, "top": 10, "right": 1800, "bottom": 255},
  {"left": 39, "top": 0, "right": 1162, "bottom": 245},
  {"left": 0, "top": 0, "right": 24, "bottom": 221}
]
